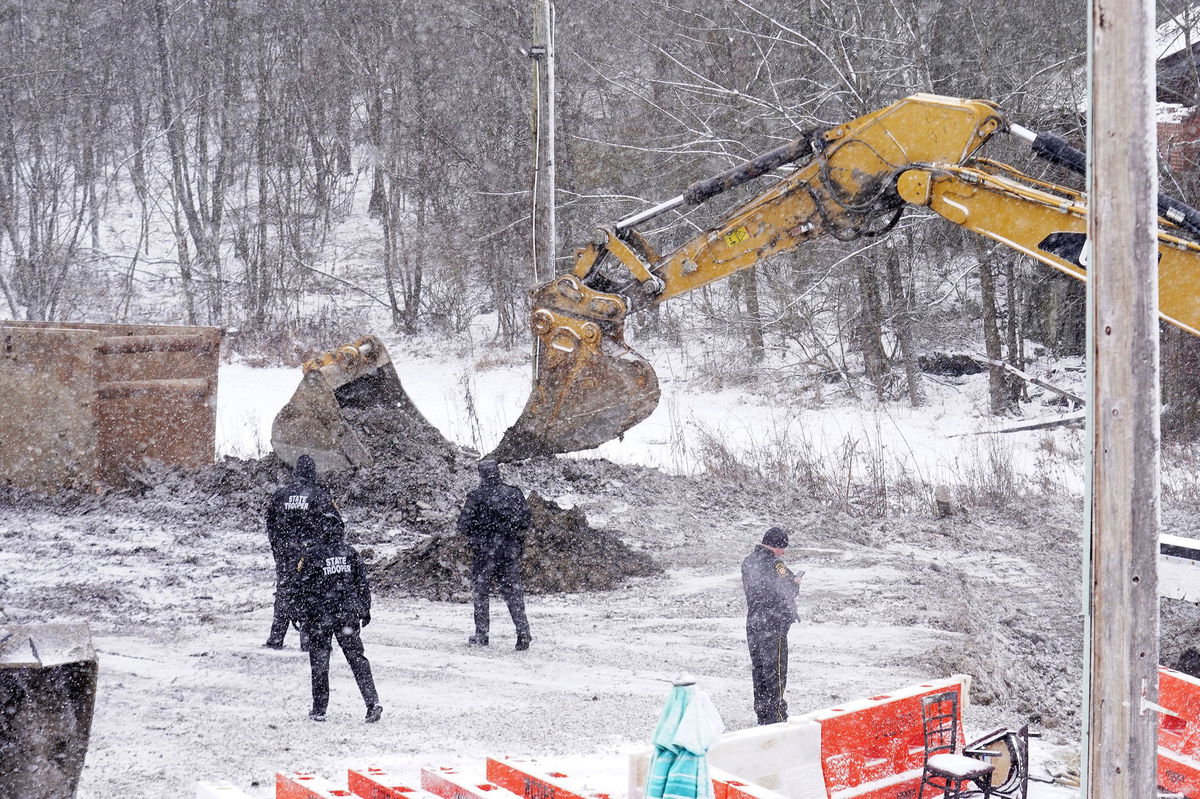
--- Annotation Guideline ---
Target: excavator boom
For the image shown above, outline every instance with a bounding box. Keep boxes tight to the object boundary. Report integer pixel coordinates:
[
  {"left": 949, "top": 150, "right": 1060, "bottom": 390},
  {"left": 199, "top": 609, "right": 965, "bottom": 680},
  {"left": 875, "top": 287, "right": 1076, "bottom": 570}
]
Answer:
[
  {"left": 491, "top": 95, "right": 1007, "bottom": 460},
  {"left": 272, "top": 94, "right": 1200, "bottom": 469},
  {"left": 492, "top": 93, "right": 1200, "bottom": 461}
]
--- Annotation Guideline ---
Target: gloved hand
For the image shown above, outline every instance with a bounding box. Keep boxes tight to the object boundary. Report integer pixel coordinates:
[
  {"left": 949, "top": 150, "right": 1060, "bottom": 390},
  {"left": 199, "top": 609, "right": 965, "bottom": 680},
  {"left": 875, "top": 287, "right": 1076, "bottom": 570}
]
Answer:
[{"left": 361, "top": 613, "right": 371, "bottom": 627}]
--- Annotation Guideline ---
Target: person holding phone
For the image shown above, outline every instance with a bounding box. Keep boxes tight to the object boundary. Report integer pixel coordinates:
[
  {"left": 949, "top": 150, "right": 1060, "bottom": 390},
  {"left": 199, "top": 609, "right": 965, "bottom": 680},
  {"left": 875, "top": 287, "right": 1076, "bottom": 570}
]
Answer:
[{"left": 741, "top": 526, "right": 802, "bottom": 725}]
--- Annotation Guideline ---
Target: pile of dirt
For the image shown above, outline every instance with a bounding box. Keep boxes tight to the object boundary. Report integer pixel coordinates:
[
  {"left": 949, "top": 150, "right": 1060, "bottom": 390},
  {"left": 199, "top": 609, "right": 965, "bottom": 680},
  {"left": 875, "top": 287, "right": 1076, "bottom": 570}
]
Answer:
[
  {"left": 320, "top": 403, "right": 477, "bottom": 528},
  {"left": 101, "top": 395, "right": 663, "bottom": 598},
  {"left": 370, "top": 492, "right": 661, "bottom": 600}
]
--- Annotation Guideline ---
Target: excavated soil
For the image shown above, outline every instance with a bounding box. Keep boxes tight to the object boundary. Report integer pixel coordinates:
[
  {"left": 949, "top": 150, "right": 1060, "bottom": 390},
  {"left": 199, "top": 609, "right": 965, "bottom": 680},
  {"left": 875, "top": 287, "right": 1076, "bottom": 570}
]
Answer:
[
  {"left": 372, "top": 492, "right": 661, "bottom": 601},
  {"left": 1, "top": 396, "right": 664, "bottom": 600}
]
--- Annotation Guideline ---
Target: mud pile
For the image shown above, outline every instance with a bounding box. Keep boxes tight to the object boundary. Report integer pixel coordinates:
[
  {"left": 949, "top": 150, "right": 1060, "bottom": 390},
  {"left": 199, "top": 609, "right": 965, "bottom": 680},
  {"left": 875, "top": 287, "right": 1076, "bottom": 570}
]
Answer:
[
  {"left": 114, "top": 395, "right": 661, "bottom": 598},
  {"left": 105, "top": 399, "right": 470, "bottom": 531},
  {"left": 320, "top": 403, "right": 477, "bottom": 531},
  {"left": 370, "top": 492, "right": 661, "bottom": 600}
]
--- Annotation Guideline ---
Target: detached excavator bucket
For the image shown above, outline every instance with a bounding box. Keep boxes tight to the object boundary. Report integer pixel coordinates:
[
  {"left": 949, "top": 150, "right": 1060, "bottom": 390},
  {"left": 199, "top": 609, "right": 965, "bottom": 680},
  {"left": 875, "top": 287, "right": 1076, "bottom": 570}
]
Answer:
[
  {"left": 271, "top": 335, "right": 426, "bottom": 473},
  {"left": 490, "top": 276, "right": 661, "bottom": 461},
  {"left": 0, "top": 624, "right": 98, "bottom": 799}
]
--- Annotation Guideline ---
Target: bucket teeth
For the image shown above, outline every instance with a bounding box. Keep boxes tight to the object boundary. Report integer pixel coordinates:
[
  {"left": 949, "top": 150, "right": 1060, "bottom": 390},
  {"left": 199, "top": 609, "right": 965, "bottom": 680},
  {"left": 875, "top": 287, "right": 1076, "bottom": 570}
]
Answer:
[{"left": 490, "top": 278, "right": 660, "bottom": 461}]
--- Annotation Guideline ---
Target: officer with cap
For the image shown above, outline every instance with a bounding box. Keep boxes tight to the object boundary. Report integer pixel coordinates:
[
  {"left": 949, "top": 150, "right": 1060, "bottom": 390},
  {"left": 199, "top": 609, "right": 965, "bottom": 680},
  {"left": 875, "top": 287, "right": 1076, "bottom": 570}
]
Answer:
[
  {"left": 264, "top": 454, "right": 342, "bottom": 650},
  {"left": 741, "top": 526, "right": 802, "bottom": 725}
]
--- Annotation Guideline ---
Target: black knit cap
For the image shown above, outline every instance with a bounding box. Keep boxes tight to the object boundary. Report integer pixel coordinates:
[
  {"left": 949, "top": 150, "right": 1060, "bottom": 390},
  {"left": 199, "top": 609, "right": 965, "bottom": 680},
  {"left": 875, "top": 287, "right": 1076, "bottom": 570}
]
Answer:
[{"left": 762, "top": 526, "right": 789, "bottom": 548}]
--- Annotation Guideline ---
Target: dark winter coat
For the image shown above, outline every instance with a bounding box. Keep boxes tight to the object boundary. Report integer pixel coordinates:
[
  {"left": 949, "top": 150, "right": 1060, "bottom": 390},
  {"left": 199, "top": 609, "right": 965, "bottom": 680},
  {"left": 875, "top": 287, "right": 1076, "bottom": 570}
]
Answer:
[
  {"left": 290, "top": 521, "right": 372, "bottom": 628},
  {"left": 741, "top": 544, "right": 800, "bottom": 633},
  {"left": 265, "top": 455, "right": 343, "bottom": 571},
  {"left": 456, "top": 462, "right": 533, "bottom": 560}
]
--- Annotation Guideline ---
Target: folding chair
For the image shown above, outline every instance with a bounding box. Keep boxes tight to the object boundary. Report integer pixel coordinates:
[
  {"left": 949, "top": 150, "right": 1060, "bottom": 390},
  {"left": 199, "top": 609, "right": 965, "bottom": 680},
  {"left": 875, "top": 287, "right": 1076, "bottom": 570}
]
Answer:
[{"left": 919, "top": 690, "right": 994, "bottom": 798}]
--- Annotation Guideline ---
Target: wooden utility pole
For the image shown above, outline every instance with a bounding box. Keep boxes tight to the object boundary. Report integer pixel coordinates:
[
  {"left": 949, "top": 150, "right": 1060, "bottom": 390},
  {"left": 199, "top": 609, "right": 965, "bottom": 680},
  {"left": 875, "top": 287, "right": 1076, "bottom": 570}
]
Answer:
[
  {"left": 1084, "top": 0, "right": 1160, "bottom": 795},
  {"left": 530, "top": 0, "right": 556, "bottom": 283}
]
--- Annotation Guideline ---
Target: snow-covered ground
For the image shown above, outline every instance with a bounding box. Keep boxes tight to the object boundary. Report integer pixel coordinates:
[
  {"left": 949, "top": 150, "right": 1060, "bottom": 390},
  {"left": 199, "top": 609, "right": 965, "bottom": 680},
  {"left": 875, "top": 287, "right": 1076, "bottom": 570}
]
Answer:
[
  {"left": 0, "top": 318, "right": 1101, "bottom": 797},
  {"left": 7, "top": 462, "right": 1086, "bottom": 799}
]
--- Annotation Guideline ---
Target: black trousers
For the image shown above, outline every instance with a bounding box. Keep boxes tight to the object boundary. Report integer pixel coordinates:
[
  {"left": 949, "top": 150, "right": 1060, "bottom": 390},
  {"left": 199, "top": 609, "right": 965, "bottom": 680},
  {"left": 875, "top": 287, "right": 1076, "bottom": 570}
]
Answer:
[
  {"left": 267, "top": 562, "right": 293, "bottom": 645},
  {"left": 268, "top": 563, "right": 310, "bottom": 649},
  {"left": 471, "top": 553, "right": 530, "bottom": 639},
  {"left": 304, "top": 620, "right": 379, "bottom": 713},
  {"left": 747, "top": 621, "right": 790, "bottom": 725}
]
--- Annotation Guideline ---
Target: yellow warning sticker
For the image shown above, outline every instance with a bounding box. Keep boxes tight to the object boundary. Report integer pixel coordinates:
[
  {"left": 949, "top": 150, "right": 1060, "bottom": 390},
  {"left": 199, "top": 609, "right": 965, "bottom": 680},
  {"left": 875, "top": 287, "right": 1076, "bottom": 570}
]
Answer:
[{"left": 723, "top": 226, "right": 749, "bottom": 247}]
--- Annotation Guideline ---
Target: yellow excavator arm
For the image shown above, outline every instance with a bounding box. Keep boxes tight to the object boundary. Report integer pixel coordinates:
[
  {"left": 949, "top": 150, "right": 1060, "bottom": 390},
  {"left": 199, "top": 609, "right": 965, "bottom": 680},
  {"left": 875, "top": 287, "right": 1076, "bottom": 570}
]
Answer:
[
  {"left": 898, "top": 159, "right": 1200, "bottom": 336},
  {"left": 490, "top": 92, "right": 1200, "bottom": 461}
]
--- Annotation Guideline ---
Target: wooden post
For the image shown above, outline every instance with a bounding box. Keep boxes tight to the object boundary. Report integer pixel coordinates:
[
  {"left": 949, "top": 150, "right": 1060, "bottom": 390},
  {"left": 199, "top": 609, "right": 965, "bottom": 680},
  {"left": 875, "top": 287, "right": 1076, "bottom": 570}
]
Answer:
[{"left": 1085, "top": 0, "right": 1160, "bottom": 795}]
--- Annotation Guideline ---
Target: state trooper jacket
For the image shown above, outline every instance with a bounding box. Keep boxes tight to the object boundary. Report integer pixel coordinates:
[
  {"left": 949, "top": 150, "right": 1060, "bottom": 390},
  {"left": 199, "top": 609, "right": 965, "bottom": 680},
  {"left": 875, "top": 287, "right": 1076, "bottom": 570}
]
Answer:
[
  {"left": 456, "top": 464, "right": 533, "bottom": 560},
  {"left": 741, "top": 544, "right": 800, "bottom": 632},
  {"left": 265, "top": 456, "right": 343, "bottom": 567},
  {"left": 291, "top": 527, "right": 372, "bottom": 628}
]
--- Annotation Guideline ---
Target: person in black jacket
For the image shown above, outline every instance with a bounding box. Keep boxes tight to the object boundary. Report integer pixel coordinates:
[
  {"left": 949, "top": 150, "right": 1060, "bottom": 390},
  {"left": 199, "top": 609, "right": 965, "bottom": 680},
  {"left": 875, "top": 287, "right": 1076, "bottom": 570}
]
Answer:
[
  {"left": 264, "top": 454, "right": 342, "bottom": 649},
  {"left": 456, "top": 460, "right": 533, "bottom": 650},
  {"left": 291, "top": 514, "right": 381, "bottom": 723},
  {"left": 741, "top": 526, "right": 802, "bottom": 725}
]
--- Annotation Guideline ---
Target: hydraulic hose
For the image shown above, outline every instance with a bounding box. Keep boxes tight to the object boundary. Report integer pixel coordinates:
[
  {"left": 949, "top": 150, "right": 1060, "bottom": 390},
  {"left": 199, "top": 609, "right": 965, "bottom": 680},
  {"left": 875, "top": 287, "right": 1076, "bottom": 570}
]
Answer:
[
  {"left": 615, "top": 130, "right": 817, "bottom": 231},
  {"left": 1011, "top": 124, "right": 1200, "bottom": 240}
]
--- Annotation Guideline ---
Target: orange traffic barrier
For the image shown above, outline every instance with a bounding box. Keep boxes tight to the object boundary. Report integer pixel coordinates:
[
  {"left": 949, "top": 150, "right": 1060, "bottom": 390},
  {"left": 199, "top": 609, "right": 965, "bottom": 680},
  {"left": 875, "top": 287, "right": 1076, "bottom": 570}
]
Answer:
[
  {"left": 348, "top": 767, "right": 434, "bottom": 799},
  {"left": 485, "top": 757, "right": 613, "bottom": 799},
  {"left": 1158, "top": 747, "right": 1200, "bottom": 799},
  {"left": 816, "top": 677, "right": 967, "bottom": 797},
  {"left": 420, "top": 766, "right": 519, "bottom": 799},
  {"left": 277, "top": 771, "right": 353, "bottom": 798},
  {"left": 706, "top": 765, "right": 748, "bottom": 799},
  {"left": 1157, "top": 666, "right": 1200, "bottom": 797},
  {"left": 713, "top": 776, "right": 786, "bottom": 799},
  {"left": 829, "top": 769, "right": 925, "bottom": 799}
]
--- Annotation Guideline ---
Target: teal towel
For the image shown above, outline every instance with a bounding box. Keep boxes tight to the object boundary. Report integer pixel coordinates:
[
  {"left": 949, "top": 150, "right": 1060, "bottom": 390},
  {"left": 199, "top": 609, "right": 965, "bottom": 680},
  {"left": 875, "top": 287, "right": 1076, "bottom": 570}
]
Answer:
[{"left": 645, "top": 684, "right": 725, "bottom": 799}]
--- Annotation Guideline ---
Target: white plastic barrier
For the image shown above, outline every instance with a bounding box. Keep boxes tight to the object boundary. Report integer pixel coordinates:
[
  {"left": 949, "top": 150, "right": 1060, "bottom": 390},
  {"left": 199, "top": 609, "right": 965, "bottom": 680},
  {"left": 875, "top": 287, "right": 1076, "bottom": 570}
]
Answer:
[{"left": 707, "top": 720, "right": 826, "bottom": 797}]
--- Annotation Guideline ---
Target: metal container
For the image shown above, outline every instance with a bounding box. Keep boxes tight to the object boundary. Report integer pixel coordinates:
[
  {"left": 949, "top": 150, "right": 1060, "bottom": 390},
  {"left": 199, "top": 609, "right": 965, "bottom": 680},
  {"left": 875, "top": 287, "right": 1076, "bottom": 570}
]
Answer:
[{"left": 0, "top": 321, "right": 221, "bottom": 489}]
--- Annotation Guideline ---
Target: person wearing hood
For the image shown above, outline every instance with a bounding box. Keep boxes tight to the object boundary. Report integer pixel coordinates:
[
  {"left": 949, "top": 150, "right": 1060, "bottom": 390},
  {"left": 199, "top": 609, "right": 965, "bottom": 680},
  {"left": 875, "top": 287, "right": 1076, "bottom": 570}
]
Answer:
[
  {"left": 456, "top": 460, "right": 533, "bottom": 650},
  {"left": 291, "top": 511, "right": 381, "bottom": 723},
  {"left": 264, "top": 454, "right": 342, "bottom": 650},
  {"left": 741, "top": 526, "right": 803, "bottom": 725}
]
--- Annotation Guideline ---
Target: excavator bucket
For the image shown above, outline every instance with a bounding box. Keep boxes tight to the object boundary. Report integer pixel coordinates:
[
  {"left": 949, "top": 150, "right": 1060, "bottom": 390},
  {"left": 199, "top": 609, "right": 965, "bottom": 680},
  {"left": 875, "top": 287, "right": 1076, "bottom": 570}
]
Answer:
[
  {"left": 271, "top": 335, "right": 428, "bottom": 473},
  {"left": 490, "top": 276, "right": 660, "bottom": 461},
  {"left": 0, "top": 624, "right": 98, "bottom": 799}
]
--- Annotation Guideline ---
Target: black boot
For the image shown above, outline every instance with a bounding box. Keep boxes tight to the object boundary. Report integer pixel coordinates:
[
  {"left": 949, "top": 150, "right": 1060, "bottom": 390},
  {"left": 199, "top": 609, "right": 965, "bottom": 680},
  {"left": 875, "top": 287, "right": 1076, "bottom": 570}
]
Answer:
[{"left": 468, "top": 633, "right": 489, "bottom": 646}]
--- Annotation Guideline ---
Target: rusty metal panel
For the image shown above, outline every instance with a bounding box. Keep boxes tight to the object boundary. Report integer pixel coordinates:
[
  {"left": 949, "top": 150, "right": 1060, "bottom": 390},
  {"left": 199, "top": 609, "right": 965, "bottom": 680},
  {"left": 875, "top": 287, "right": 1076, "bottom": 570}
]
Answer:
[
  {"left": 0, "top": 321, "right": 221, "bottom": 489},
  {"left": 96, "top": 336, "right": 218, "bottom": 383},
  {"left": 0, "top": 326, "right": 99, "bottom": 489},
  {"left": 0, "top": 320, "right": 217, "bottom": 338},
  {"left": 92, "top": 327, "right": 220, "bottom": 483},
  {"left": 95, "top": 377, "right": 215, "bottom": 481}
]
